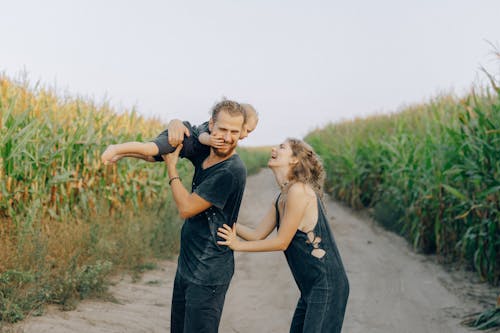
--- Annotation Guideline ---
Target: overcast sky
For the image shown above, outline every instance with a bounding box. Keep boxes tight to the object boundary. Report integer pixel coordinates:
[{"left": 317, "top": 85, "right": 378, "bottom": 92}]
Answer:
[{"left": 1, "top": 0, "right": 499, "bottom": 146}]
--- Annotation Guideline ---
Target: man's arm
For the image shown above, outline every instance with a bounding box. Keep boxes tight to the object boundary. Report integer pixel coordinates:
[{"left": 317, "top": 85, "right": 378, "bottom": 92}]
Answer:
[{"left": 163, "top": 145, "right": 213, "bottom": 219}]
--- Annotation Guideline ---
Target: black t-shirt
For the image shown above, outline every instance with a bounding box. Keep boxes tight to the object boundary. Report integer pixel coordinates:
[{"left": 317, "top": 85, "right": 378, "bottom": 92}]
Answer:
[
  {"left": 151, "top": 121, "right": 210, "bottom": 162},
  {"left": 177, "top": 154, "right": 247, "bottom": 285}
]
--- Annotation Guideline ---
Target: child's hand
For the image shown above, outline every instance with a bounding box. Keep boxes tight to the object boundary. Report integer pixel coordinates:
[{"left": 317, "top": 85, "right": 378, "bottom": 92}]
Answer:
[
  {"left": 209, "top": 133, "right": 225, "bottom": 149},
  {"left": 217, "top": 223, "right": 240, "bottom": 250},
  {"left": 101, "top": 145, "right": 117, "bottom": 165}
]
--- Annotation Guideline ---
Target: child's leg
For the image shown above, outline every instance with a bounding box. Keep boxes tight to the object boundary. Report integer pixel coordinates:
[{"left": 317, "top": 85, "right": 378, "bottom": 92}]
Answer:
[{"left": 150, "top": 128, "right": 177, "bottom": 156}]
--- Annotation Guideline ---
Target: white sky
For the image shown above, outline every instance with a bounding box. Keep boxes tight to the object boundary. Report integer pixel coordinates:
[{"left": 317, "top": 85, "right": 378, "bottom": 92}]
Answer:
[{"left": 1, "top": 0, "right": 499, "bottom": 146}]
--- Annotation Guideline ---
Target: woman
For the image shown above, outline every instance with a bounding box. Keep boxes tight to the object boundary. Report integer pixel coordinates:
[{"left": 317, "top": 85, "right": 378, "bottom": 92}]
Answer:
[{"left": 217, "top": 138, "right": 349, "bottom": 333}]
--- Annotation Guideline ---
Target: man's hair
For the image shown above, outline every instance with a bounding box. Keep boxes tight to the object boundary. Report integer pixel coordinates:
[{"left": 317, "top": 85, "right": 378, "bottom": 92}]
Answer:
[{"left": 211, "top": 99, "right": 247, "bottom": 124}]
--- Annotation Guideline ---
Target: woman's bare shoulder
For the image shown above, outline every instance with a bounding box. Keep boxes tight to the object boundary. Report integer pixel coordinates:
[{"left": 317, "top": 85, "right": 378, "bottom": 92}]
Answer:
[{"left": 288, "top": 182, "right": 316, "bottom": 199}]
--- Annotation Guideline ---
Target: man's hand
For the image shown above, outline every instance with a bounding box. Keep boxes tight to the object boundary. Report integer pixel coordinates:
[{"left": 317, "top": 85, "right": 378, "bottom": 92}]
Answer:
[
  {"left": 167, "top": 119, "right": 190, "bottom": 147},
  {"left": 162, "top": 144, "right": 183, "bottom": 171}
]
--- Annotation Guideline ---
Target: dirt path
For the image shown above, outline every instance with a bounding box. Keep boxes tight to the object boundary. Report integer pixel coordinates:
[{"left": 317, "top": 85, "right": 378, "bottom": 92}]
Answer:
[{"left": 9, "top": 169, "right": 498, "bottom": 333}]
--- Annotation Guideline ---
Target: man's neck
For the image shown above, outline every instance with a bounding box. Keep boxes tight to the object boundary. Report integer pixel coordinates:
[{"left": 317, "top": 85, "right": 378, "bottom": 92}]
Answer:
[{"left": 203, "top": 150, "right": 235, "bottom": 169}]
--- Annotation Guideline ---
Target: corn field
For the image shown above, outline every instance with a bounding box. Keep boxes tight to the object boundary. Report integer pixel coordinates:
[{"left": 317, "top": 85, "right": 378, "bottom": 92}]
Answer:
[
  {"left": 306, "top": 78, "right": 500, "bottom": 285},
  {"left": 0, "top": 74, "right": 269, "bottom": 323},
  {"left": 0, "top": 75, "right": 190, "bottom": 322},
  {"left": 0, "top": 78, "right": 181, "bottom": 223}
]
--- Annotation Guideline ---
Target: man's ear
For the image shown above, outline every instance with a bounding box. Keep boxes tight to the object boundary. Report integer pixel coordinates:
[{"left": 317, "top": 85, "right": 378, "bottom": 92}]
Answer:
[{"left": 209, "top": 118, "right": 214, "bottom": 132}]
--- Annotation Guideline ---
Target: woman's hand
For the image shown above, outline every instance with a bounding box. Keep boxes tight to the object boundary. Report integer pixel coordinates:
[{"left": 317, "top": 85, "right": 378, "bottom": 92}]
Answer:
[{"left": 217, "top": 223, "right": 240, "bottom": 250}]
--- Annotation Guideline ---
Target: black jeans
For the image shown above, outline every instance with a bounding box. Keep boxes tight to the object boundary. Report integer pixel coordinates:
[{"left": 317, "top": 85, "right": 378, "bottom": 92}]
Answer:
[{"left": 171, "top": 272, "right": 230, "bottom": 333}]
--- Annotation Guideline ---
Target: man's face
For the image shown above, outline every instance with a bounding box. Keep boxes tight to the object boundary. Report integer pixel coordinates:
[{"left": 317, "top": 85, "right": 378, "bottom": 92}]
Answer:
[{"left": 209, "top": 110, "right": 244, "bottom": 157}]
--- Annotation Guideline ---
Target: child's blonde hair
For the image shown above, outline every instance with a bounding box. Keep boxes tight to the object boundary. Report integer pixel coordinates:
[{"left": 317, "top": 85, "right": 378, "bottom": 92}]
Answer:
[{"left": 241, "top": 103, "right": 259, "bottom": 125}]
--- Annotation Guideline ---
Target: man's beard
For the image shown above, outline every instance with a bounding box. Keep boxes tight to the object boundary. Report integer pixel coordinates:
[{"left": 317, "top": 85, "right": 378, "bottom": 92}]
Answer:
[{"left": 212, "top": 143, "right": 237, "bottom": 158}]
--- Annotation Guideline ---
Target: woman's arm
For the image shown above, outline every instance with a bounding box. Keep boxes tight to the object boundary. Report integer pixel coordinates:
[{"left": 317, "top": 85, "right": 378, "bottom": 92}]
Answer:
[
  {"left": 218, "top": 183, "right": 310, "bottom": 252},
  {"left": 236, "top": 205, "right": 277, "bottom": 241}
]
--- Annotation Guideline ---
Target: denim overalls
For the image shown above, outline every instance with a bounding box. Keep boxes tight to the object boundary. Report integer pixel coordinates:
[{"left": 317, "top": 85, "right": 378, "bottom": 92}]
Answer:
[{"left": 276, "top": 194, "right": 349, "bottom": 333}]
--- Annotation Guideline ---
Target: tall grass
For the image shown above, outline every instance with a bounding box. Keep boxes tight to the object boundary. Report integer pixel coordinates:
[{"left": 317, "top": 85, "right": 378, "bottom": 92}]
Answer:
[
  {"left": 306, "top": 78, "right": 500, "bottom": 284},
  {"left": 0, "top": 75, "right": 190, "bottom": 322}
]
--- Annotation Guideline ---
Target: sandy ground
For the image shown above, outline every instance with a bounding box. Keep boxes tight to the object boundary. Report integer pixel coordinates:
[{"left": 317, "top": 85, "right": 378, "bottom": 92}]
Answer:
[{"left": 5, "top": 169, "right": 499, "bottom": 333}]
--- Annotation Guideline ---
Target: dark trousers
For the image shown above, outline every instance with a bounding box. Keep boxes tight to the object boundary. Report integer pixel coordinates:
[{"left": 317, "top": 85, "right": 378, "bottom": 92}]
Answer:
[
  {"left": 171, "top": 272, "right": 230, "bottom": 333},
  {"left": 289, "top": 285, "right": 348, "bottom": 333}
]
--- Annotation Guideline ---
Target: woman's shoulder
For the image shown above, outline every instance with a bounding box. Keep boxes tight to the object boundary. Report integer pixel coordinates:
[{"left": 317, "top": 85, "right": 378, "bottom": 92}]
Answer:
[{"left": 288, "top": 182, "right": 316, "bottom": 199}]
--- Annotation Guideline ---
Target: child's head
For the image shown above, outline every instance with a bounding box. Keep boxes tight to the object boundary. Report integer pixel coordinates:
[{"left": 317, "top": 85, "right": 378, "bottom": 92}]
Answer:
[{"left": 240, "top": 103, "right": 259, "bottom": 140}]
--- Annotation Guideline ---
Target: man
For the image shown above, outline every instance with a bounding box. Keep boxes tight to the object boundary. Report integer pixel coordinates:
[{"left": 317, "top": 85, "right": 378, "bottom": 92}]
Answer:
[{"left": 163, "top": 100, "right": 247, "bottom": 333}]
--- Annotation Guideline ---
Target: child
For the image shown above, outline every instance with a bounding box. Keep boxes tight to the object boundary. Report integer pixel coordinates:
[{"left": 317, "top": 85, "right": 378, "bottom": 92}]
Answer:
[{"left": 101, "top": 103, "right": 258, "bottom": 164}]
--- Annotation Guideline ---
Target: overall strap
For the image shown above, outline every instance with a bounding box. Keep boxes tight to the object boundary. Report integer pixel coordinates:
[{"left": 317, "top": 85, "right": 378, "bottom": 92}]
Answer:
[{"left": 275, "top": 193, "right": 282, "bottom": 227}]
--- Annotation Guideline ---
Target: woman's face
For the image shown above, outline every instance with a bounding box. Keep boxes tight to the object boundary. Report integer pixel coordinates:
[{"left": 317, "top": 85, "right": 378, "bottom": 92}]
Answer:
[{"left": 268, "top": 140, "right": 294, "bottom": 169}]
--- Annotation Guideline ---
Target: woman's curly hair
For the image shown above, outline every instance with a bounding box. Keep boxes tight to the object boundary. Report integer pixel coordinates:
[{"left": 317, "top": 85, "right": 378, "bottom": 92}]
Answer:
[{"left": 286, "top": 138, "right": 326, "bottom": 200}]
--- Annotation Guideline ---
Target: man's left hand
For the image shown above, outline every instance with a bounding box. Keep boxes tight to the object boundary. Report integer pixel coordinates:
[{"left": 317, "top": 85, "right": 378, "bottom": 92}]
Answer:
[{"left": 162, "top": 144, "right": 183, "bottom": 169}]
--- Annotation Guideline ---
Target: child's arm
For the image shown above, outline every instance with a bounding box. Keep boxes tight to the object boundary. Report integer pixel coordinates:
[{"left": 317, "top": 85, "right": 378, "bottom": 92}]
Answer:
[
  {"left": 199, "top": 131, "right": 225, "bottom": 149},
  {"left": 101, "top": 142, "right": 159, "bottom": 164},
  {"left": 198, "top": 132, "right": 211, "bottom": 146}
]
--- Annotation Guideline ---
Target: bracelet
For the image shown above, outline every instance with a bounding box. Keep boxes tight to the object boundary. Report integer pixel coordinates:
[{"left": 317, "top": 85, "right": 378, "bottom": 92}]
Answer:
[{"left": 169, "top": 176, "right": 181, "bottom": 185}]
